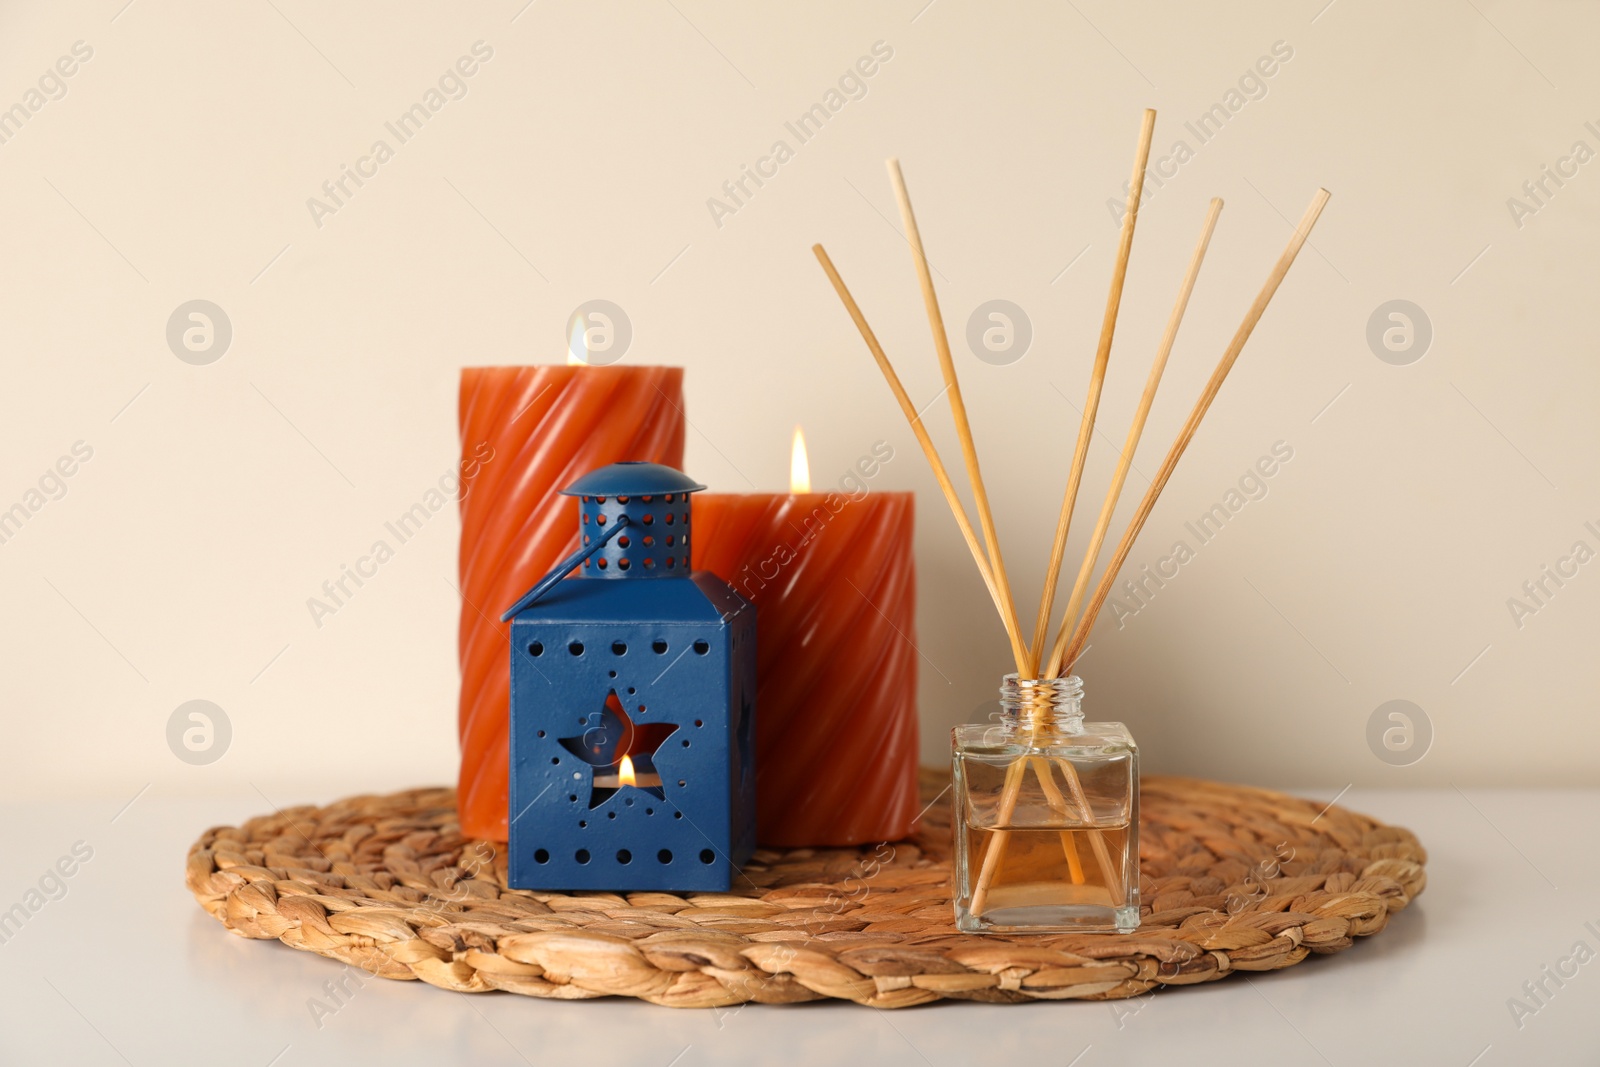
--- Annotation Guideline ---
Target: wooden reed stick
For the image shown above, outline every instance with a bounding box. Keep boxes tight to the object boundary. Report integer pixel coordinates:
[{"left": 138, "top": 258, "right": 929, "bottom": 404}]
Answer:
[
  {"left": 968, "top": 757, "right": 1025, "bottom": 916},
  {"left": 1028, "top": 758, "right": 1086, "bottom": 884},
  {"left": 973, "top": 113, "right": 1157, "bottom": 915},
  {"left": 1028, "top": 108, "right": 1157, "bottom": 675},
  {"left": 813, "top": 244, "right": 1032, "bottom": 672},
  {"left": 1045, "top": 198, "right": 1224, "bottom": 675},
  {"left": 1045, "top": 756, "right": 1116, "bottom": 890},
  {"left": 1053, "top": 188, "right": 1332, "bottom": 675},
  {"left": 1056, "top": 755, "right": 1121, "bottom": 905},
  {"left": 886, "top": 159, "right": 1028, "bottom": 675}
]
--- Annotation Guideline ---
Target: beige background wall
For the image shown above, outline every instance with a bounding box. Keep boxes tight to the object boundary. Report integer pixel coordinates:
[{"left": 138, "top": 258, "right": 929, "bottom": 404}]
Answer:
[{"left": 2, "top": 0, "right": 1595, "bottom": 804}]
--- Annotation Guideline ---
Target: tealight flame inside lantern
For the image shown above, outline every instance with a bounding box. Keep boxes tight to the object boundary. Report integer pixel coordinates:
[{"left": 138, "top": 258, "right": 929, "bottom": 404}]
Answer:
[
  {"left": 619, "top": 753, "right": 637, "bottom": 788},
  {"left": 790, "top": 426, "right": 810, "bottom": 494}
]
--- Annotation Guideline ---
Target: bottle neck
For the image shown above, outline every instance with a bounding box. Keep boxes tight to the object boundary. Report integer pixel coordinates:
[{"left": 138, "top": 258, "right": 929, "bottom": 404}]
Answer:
[{"left": 999, "top": 673, "right": 1085, "bottom": 734}]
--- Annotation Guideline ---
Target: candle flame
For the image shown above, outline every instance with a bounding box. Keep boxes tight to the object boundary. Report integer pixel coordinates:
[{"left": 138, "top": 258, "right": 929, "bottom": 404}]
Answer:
[
  {"left": 618, "top": 753, "right": 637, "bottom": 787},
  {"left": 567, "top": 311, "right": 587, "bottom": 366},
  {"left": 790, "top": 425, "right": 811, "bottom": 493}
]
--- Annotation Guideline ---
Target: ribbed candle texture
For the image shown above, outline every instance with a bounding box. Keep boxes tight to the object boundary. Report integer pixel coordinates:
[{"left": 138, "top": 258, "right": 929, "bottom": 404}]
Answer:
[
  {"left": 692, "top": 491, "right": 918, "bottom": 846},
  {"left": 455, "top": 365, "right": 685, "bottom": 841}
]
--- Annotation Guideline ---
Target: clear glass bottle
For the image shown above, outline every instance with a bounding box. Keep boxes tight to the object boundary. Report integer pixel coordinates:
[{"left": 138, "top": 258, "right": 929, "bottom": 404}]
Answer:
[{"left": 952, "top": 674, "right": 1139, "bottom": 933}]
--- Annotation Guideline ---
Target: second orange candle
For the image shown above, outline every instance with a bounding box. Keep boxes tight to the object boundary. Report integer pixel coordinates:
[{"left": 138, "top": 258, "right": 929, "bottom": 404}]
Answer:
[{"left": 693, "top": 441, "right": 919, "bottom": 847}]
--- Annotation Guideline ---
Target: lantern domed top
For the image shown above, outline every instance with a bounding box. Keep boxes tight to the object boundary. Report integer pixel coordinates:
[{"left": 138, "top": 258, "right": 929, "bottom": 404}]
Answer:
[
  {"left": 500, "top": 462, "right": 712, "bottom": 620},
  {"left": 562, "top": 462, "right": 705, "bottom": 498},
  {"left": 569, "top": 462, "right": 702, "bottom": 580}
]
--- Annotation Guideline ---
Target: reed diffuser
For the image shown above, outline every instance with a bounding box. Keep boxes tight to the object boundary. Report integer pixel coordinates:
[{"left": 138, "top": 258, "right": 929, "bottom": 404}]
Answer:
[{"left": 814, "top": 108, "right": 1329, "bottom": 933}]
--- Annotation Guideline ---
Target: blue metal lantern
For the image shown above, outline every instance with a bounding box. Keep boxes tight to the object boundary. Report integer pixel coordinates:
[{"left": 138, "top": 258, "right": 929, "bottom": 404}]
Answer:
[{"left": 500, "top": 462, "right": 757, "bottom": 891}]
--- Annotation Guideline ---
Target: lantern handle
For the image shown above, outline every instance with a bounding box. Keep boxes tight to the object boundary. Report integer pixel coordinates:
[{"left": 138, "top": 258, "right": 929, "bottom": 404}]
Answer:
[{"left": 499, "top": 516, "right": 631, "bottom": 621}]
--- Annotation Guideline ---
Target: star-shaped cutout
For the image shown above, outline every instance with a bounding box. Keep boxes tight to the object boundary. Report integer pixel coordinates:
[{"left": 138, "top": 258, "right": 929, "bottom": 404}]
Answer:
[{"left": 559, "top": 689, "right": 676, "bottom": 807}]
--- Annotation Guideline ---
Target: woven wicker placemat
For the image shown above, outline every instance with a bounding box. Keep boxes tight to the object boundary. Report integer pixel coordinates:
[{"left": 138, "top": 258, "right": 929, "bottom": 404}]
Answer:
[{"left": 186, "top": 772, "right": 1426, "bottom": 1007}]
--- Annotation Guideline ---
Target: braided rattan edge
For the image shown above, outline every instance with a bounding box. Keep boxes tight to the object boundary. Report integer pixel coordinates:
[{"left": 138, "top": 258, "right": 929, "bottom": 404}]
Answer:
[{"left": 185, "top": 772, "right": 1427, "bottom": 1007}]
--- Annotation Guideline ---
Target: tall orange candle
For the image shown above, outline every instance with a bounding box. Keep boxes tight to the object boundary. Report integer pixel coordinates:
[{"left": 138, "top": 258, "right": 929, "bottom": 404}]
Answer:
[
  {"left": 456, "top": 365, "right": 685, "bottom": 841},
  {"left": 693, "top": 432, "right": 918, "bottom": 847}
]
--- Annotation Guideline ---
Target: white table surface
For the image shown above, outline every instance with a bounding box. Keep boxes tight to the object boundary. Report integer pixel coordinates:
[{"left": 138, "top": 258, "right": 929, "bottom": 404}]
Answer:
[{"left": 0, "top": 787, "right": 1594, "bottom": 1066}]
